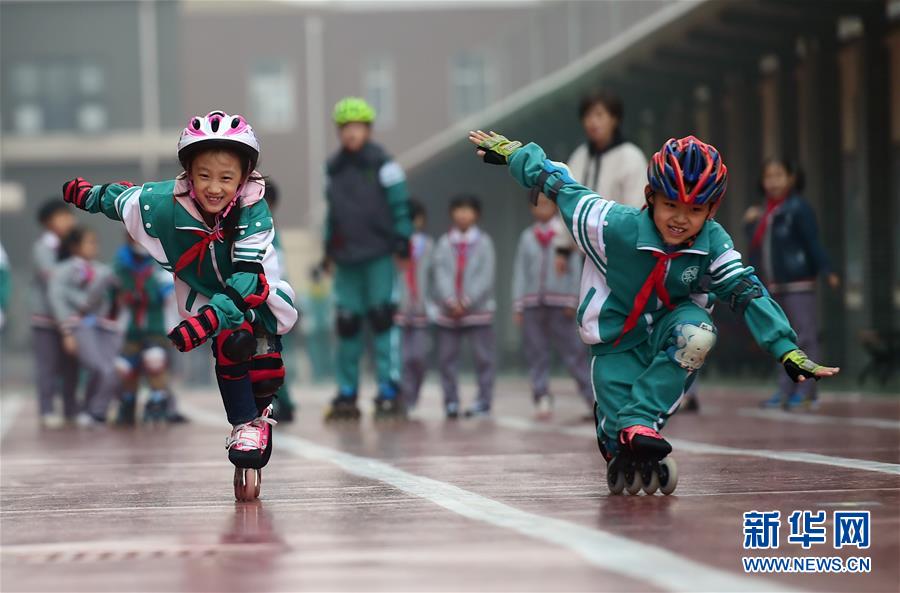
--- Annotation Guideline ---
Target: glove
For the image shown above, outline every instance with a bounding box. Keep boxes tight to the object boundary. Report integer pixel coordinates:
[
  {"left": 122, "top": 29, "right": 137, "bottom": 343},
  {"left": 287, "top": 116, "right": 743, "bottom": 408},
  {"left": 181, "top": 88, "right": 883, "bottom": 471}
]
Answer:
[
  {"left": 62, "top": 177, "right": 92, "bottom": 209},
  {"left": 225, "top": 273, "right": 270, "bottom": 313},
  {"left": 475, "top": 132, "right": 523, "bottom": 165},
  {"left": 168, "top": 306, "right": 219, "bottom": 352},
  {"left": 781, "top": 349, "right": 826, "bottom": 382}
]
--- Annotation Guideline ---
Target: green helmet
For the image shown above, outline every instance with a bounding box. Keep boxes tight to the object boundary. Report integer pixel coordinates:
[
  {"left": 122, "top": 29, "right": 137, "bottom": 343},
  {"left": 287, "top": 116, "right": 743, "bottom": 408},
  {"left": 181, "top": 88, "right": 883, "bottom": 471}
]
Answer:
[{"left": 333, "top": 97, "right": 376, "bottom": 125}]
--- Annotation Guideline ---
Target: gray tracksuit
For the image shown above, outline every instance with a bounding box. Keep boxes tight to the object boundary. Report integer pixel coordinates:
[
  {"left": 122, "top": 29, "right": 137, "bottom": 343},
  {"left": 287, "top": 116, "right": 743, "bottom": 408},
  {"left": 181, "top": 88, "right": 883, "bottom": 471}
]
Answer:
[
  {"left": 48, "top": 257, "right": 121, "bottom": 419},
  {"left": 512, "top": 222, "right": 593, "bottom": 406},
  {"left": 31, "top": 233, "right": 80, "bottom": 417},
  {"left": 396, "top": 232, "right": 434, "bottom": 407},
  {"left": 431, "top": 227, "right": 496, "bottom": 410}
]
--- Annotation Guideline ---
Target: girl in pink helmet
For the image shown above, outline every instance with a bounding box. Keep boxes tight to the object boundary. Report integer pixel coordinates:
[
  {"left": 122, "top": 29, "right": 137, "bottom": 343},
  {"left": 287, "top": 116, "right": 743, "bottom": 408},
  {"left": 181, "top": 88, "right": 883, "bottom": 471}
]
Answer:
[{"left": 62, "top": 111, "right": 298, "bottom": 501}]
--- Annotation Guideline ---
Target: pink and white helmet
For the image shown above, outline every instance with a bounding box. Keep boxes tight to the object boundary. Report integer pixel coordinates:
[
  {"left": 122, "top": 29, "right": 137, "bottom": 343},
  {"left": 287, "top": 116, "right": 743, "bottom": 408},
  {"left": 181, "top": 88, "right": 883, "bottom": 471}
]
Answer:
[{"left": 177, "top": 110, "right": 260, "bottom": 171}]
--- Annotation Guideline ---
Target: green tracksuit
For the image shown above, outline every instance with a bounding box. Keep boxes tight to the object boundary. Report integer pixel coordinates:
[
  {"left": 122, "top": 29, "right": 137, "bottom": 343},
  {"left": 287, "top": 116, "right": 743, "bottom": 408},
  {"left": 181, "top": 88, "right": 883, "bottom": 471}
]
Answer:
[
  {"left": 324, "top": 142, "right": 411, "bottom": 393},
  {"left": 507, "top": 144, "right": 799, "bottom": 445}
]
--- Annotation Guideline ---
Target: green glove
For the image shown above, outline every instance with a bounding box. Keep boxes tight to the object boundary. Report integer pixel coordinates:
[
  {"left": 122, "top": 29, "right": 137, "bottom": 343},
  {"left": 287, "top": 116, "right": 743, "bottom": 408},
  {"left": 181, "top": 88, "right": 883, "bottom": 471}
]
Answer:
[
  {"left": 477, "top": 132, "right": 523, "bottom": 165},
  {"left": 781, "top": 349, "right": 825, "bottom": 382}
]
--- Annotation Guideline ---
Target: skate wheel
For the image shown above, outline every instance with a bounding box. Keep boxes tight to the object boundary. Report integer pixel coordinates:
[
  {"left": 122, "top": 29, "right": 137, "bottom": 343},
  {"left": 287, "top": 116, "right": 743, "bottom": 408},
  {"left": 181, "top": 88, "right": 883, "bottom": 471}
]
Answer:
[
  {"left": 234, "top": 468, "right": 260, "bottom": 502},
  {"left": 658, "top": 458, "right": 678, "bottom": 495},
  {"left": 624, "top": 463, "right": 643, "bottom": 495},
  {"left": 254, "top": 469, "right": 262, "bottom": 499},
  {"left": 641, "top": 464, "right": 659, "bottom": 495},
  {"left": 607, "top": 465, "right": 625, "bottom": 495}
]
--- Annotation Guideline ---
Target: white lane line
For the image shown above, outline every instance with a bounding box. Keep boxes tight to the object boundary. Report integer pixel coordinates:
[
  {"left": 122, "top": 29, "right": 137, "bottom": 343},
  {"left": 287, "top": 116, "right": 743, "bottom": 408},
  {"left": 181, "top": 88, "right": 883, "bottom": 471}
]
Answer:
[
  {"left": 181, "top": 402, "right": 795, "bottom": 593},
  {"left": 0, "top": 395, "right": 24, "bottom": 442},
  {"left": 737, "top": 407, "right": 900, "bottom": 430},
  {"left": 494, "top": 416, "right": 900, "bottom": 476}
]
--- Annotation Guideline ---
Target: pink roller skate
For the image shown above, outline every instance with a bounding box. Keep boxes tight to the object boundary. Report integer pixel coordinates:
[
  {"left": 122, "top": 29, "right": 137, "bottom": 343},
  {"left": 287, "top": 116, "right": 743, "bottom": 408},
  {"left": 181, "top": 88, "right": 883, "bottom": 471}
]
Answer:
[
  {"left": 606, "top": 425, "right": 678, "bottom": 496},
  {"left": 226, "top": 404, "right": 277, "bottom": 501}
]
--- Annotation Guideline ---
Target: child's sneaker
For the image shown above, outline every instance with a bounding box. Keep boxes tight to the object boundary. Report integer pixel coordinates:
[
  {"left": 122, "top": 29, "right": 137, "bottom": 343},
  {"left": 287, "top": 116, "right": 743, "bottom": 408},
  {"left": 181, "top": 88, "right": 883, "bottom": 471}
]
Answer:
[
  {"left": 760, "top": 392, "right": 786, "bottom": 409},
  {"left": 534, "top": 394, "right": 553, "bottom": 421},
  {"left": 40, "top": 413, "right": 65, "bottom": 430},
  {"left": 445, "top": 402, "right": 460, "bottom": 420},
  {"left": 226, "top": 404, "right": 276, "bottom": 469},
  {"left": 464, "top": 403, "right": 491, "bottom": 418},
  {"left": 75, "top": 412, "right": 106, "bottom": 429}
]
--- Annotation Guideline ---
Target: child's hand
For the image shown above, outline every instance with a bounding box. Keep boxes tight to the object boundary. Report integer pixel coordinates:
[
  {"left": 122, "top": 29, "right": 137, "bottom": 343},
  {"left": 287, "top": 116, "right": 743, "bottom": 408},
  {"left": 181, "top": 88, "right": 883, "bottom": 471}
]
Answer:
[
  {"left": 62, "top": 177, "right": 92, "bottom": 210},
  {"left": 513, "top": 312, "right": 523, "bottom": 326},
  {"left": 555, "top": 253, "right": 570, "bottom": 276},
  {"left": 562, "top": 307, "right": 576, "bottom": 320},
  {"left": 449, "top": 302, "right": 466, "bottom": 319},
  {"left": 781, "top": 349, "right": 840, "bottom": 382},
  {"left": 62, "top": 333, "right": 78, "bottom": 356},
  {"left": 467, "top": 130, "right": 523, "bottom": 165},
  {"left": 827, "top": 273, "right": 841, "bottom": 290}
]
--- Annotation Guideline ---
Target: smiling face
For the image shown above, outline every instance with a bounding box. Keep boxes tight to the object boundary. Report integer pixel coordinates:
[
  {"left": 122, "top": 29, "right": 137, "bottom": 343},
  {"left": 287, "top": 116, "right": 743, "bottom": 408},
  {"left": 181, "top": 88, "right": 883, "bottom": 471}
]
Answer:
[
  {"left": 188, "top": 150, "right": 245, "bottom": 216},
  {"left": 649, "top": 193, "right": 714, "bottom": 246}
]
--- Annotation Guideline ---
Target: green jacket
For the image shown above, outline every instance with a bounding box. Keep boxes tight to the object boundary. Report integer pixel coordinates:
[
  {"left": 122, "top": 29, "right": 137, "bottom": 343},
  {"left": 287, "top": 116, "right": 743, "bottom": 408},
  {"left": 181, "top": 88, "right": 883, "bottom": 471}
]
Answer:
[
  {"left": 508, "top": 143, "right": 798, "bottom": 358},
  {"left": 78, "top": 176, "right": 297, "bottom": 336}
]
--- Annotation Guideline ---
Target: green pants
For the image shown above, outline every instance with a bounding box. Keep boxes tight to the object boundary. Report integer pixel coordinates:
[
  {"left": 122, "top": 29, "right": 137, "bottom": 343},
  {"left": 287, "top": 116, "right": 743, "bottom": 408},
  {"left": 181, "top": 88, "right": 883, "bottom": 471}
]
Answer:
[
  {"left": 593, "top": 302, "right": 715, "bottom": 444},
  {"left": 334, "top": 255, "right": 400, "bottom": 392}
]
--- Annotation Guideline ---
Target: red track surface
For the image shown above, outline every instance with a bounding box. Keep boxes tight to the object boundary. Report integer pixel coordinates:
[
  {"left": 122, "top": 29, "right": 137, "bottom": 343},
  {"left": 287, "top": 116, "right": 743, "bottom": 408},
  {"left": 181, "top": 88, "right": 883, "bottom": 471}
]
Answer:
[{"left": 1, "top": 380, "right": 898, "bottom": 592}]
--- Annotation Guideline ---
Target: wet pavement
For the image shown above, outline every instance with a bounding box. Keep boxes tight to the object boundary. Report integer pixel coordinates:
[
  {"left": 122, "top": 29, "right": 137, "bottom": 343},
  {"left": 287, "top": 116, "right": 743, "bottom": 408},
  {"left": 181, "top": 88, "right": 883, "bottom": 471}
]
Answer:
[{"left": 1, "top": 379, "right": 898, "bottom": 592}]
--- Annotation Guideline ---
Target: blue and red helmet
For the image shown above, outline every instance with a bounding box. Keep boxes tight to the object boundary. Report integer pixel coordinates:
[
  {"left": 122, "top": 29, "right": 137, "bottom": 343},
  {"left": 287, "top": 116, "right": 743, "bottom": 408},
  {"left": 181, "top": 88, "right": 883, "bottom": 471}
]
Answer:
[{"left": 647, "top": 136, "right": 728, "bottom": 206}]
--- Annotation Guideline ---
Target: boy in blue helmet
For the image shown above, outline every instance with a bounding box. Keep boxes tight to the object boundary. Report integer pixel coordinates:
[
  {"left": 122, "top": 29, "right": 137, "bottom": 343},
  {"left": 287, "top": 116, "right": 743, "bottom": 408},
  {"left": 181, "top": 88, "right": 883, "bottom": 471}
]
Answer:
[{"left": 468, "top": 130, "right": 839, "bottom": 495}]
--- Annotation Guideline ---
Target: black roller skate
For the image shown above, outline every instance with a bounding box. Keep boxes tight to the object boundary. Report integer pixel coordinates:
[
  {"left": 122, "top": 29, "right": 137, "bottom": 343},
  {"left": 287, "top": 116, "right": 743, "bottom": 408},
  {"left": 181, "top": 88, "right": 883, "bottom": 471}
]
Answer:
[
  {"left": 227, "top": 404, "right": 276, "bottom": 502},
  {"left": 114, "top": 393, "right": 137, "bottom": 427},
  {"left": 143, "top": 391, "right": 170, "bottom": 425},
  {"left": 606, "top": 425, "right": 678, "bottom": 496},
  {"left": 374, "top": 382, "right": 406, "bottom": 421},
  {"left": 324, "top": 393, "right": 361, "bottom": 423}
]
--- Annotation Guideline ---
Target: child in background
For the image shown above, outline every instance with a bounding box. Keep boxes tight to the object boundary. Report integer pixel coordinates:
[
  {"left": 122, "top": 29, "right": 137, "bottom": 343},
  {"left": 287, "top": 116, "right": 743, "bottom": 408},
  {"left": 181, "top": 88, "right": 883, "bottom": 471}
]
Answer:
[
  {"left": 396, "top": 199, "right": 434, "bottom": 411},
  {"left": 48, "top": 227, "right": 121, "bottom": 428},
  {"left": 747, "top": 158, "right": 839, "bottom": 410},
  {"left": 323, "top": 97, "right": 411, "bottom": 421},
  {"left": 61, "top": 111, "right": 297, "bottom": 501},
  {"left": 113, "top": 234, "right": 187, "bottom": 425},
  {"left": 431, "top": 195, "right": 496, "bottom": 418},
  {"left": 31, "top": 201, "right": 80, "bottom": 428},
  {"left": 469, "top": 130, "right": 838, "bottom": 495},
  {"left": 513, "top": 193, "right": 593, "bottom": 420},
  {"left": 264, "top": 180, "right": 298, "bottom": 422}
]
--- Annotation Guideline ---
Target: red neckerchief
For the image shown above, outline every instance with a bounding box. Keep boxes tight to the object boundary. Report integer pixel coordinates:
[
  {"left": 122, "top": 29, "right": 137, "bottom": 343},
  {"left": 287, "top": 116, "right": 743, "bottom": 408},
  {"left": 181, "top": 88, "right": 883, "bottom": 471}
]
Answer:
[
  {"left": 453, "top": 240, "right": 469, "bottom": 299},
  {"left": 129, "top": 262, "right": 154, "bottom": 328},
  {"left": 613, "top": 251, "right": 684, "bottom": 346},
  {"left": 751, "top": 193, "right": 787, "bottom": 251},
  {"left": 533, "top": 224, "right": 555, "bottom": 247},
  {"left": 174, "top": 227, "right": 223, "bottom": 275}
]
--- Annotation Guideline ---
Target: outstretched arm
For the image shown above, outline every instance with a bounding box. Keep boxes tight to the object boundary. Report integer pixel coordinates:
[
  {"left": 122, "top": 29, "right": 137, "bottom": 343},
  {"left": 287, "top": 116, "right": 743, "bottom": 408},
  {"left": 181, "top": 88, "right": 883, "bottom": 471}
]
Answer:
[{"left": 468, "top": 130, "right": 615, "bottom": 269}]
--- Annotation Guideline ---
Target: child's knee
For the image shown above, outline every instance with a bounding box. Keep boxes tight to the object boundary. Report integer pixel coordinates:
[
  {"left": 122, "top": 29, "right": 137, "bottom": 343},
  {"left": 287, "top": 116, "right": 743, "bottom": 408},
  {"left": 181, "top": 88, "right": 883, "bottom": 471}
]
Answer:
[{"left": 665, "top": 320, "right": 717, "bottom": 371}]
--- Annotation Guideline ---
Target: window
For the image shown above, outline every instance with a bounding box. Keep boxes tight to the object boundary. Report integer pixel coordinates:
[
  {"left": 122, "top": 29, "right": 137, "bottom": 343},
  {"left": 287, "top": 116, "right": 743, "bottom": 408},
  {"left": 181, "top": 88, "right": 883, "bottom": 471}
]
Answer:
[
  {"left": 363, "top": 56, "right": 395, "bottom": 130},
  {"left": 249, "top": 60, "right": 296, "bottom": 132},
  {"left": 6, "top": 60, "right": 107, "bottom": 135},
  {"left": 450, "top": 52, "right": 492, "bottom": 120}
]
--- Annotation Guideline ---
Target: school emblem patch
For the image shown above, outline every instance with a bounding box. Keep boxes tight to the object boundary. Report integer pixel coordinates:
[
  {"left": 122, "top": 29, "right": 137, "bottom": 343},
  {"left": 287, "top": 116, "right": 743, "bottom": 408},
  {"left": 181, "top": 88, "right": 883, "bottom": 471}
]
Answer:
[{"left": 681, "top": 266, "right": 700, "bottom": 285}]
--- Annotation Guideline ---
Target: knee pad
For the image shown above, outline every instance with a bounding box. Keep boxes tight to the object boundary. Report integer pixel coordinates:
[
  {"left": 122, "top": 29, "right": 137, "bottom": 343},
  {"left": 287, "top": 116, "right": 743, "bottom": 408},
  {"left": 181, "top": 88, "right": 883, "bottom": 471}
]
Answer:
[
  {"left": 250, "top": 352, "right": 285, "bottom": 397},
  {"left": 666, "top": 322, "right": 717, "bottom": 371},
  {"left": 216, "top": 361, "right": 250, "bottom": 382},
  {"left": 216, "top": 323, "right": 256, "bottom": 365},
  {"left": 336, "top": 311, "right": 362, "bottom": 338},
  {"left": 141, "top": 346, "right": 168, "bottom": 374},
  {"left": 367, "top": 303, "right": 396, "bottom": 334}
]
